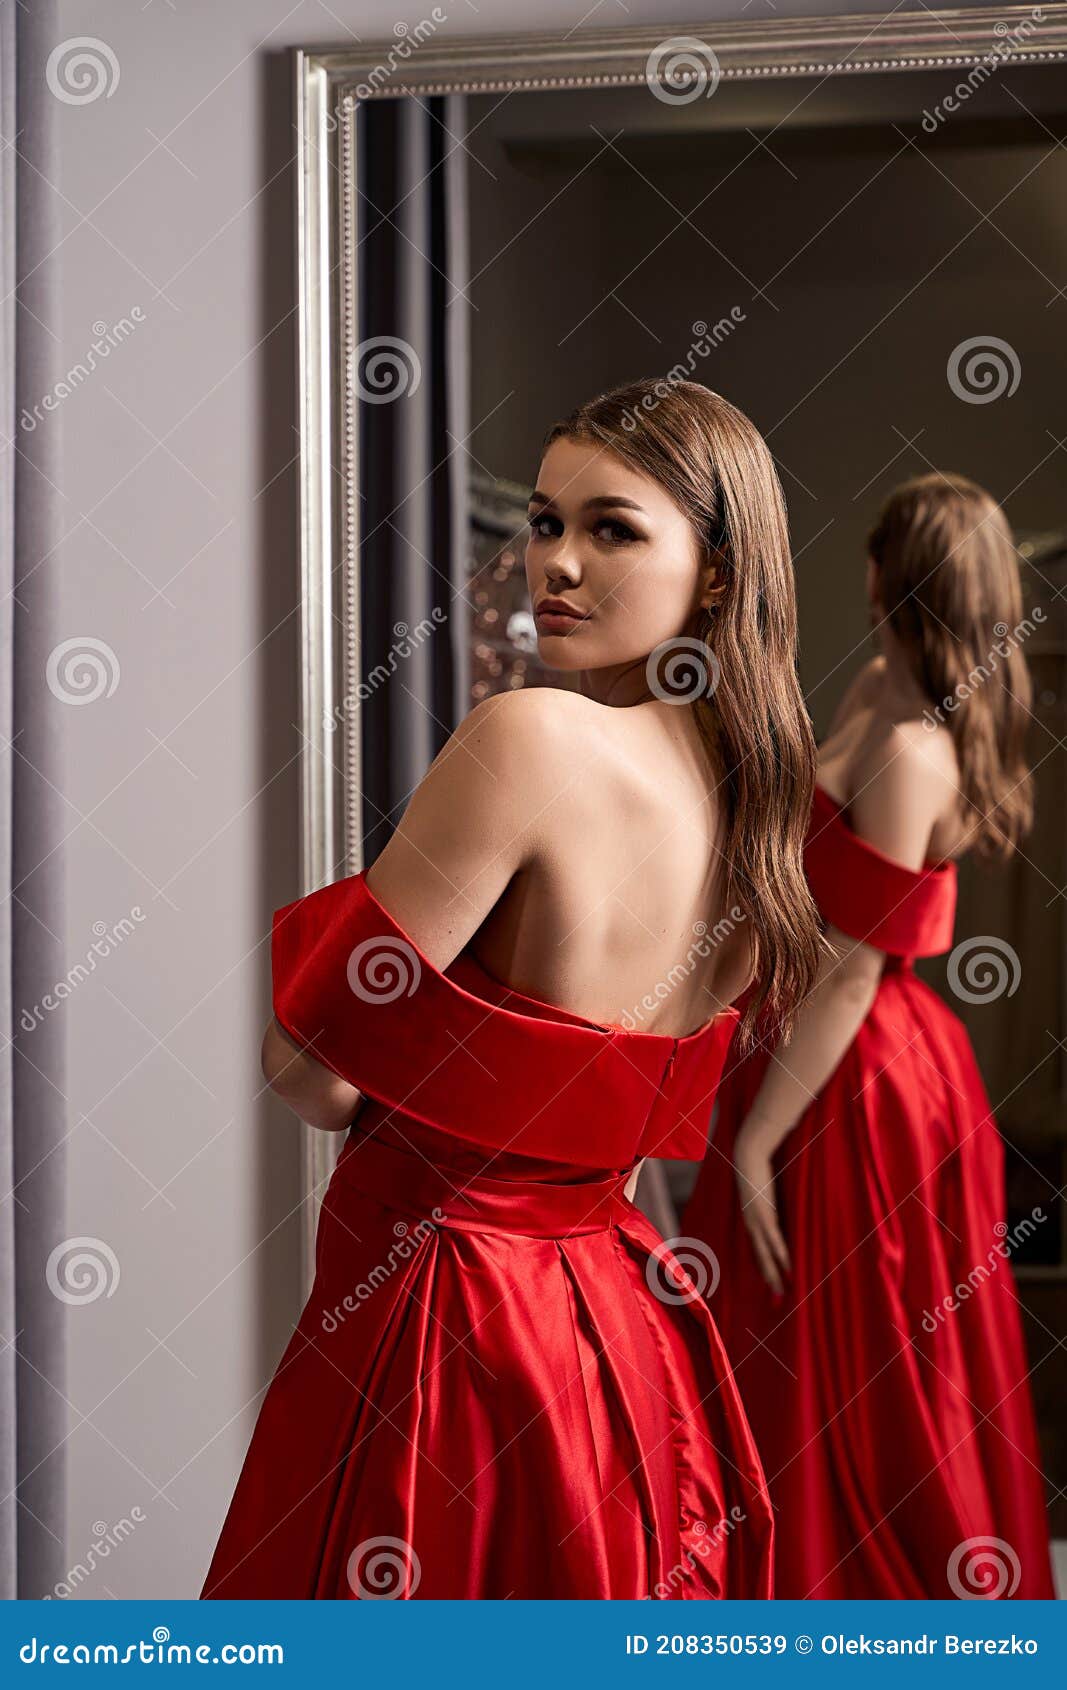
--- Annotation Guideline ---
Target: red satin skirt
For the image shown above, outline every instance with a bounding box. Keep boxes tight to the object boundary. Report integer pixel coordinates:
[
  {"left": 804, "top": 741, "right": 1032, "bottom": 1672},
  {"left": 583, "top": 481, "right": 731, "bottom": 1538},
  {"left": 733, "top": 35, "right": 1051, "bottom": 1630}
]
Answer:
[
  {"left": 683, "top": 962, "right": 1055, "bottom": 1600},
  {"left": 201, "top": 1106, "right": 773, "bottom": 1599}
]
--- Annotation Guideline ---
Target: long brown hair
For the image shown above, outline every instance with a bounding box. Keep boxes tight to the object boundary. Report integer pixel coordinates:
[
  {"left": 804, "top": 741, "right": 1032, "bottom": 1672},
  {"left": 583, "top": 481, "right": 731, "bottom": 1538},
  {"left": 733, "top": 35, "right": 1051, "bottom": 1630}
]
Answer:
[
  {"left": 540, "top": 378, "right": 822, "bottom": 1046},
  {"left": 867, "top": 472, "right": 1034, "bottom": 859}
]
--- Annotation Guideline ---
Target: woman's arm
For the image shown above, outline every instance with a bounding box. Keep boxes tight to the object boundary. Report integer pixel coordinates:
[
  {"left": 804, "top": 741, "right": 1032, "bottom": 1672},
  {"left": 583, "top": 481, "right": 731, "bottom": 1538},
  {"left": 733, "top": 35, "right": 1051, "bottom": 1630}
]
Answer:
[
  {"left": 733, "top": 723, "right": 955, "bottom": 1292},
  {"left": 261, "top": 691, "right": 564, "bottom": 1130},
  {"left": 261, "top": 1019, "right": 362, "bottom": 1133}
]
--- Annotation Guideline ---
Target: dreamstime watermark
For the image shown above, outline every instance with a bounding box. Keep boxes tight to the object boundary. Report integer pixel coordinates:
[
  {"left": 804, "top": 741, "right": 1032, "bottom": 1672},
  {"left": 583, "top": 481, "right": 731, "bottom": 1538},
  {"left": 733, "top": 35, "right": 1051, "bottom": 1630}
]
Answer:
[
  {"left": 46, "top": 1237, "right": 121, "bottom": 1306},
  {"left": 645, "top": 1236, "right": 721, "bottom": 1306},
  {"left": 646, "top": 38, "right": 722, "bottom": 106},
  {"left": 321, "top": 1215, "right": 443, "bottom": 1332},
  {"left": 645, "top": 1507, "right": 747, "bottom": 1598},
  {"left": 346, "top": 936, "right": 422, "bottom": 1003},
  {"left": 46, "top": 37, "right": 120, "bottom": 105},
  {"left": 919, "top": 1206, "right": 1045, "bottom": 1334},
  {"left": 324, "top": 611, "right": 447, "bottom": 733},
  {"left": 920, "top": 9, "right": 1046, "bottom": 132},
  {"left": 947, "top": 335, "right": 1021, "bottom": 404},
  {"left": 321, "top": 12, "right": 447, "bottom": 116},
  {"left": 947, "top": 935, "right": 1021, "bottom": 1004},
  {"left": 19, "top": 310, "right": 146, "bottom": 433},
  {"left": 20, "top": 907, "right": 147, "bottom": 1033},
  {"left": 947, "top": 1535, "right": 1022, "bottom": 1599},
  {"left": 621, "top": 314, "right": 747, "bottom": 433},
  {"left": 43, "top": 1510, "right": 147, "bottom": 1599},
  {"left": 347, "top": 1535, "right": 422, "bottom": 1599},
  {"left": 922, "top": 609, "right": 1045, "bottom": 729},
  {"left": 19, "top": 1631, "right": 284, "bottom": 1666},
  {"left": 646, "top": 635, "right": 722, "bottom": 704},
  {"left": 46, "top": 637, "right": 120, "bottom": 705},
  {"left": 349, "top": 335, "right": 422, "bottom": 404},
  {"left": 620, "top": 910, "right": 745, "bottom": 1032}
]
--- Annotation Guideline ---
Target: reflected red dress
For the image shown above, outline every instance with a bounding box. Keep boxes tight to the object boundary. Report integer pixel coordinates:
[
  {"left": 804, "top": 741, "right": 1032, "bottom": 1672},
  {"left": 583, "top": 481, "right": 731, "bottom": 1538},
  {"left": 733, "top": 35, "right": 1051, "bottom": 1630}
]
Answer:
[
  {"left": 201, "top": 872, "right": 773, "bottom": 1600},
  {"left": 683, "top": 785, "right": 1054, "bottom": 1600}
]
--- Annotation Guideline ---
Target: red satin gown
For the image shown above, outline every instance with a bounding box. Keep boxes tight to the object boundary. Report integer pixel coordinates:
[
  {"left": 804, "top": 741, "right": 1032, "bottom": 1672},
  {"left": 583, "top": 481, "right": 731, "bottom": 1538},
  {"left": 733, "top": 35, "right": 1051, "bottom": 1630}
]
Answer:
[
  {"left": 201, "top": 871, "right": 774, "bottom": 1600},
  {"left": 683, "top": 784, "right": 1054, "bottom": 1600}
]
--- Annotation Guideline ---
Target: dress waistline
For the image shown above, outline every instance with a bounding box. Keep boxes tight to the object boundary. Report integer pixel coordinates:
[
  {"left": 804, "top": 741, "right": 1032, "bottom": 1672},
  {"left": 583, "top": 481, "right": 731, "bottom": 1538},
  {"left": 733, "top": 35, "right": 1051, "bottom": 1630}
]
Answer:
[{"left": 330, "top": 1126, "right": 634, "bottom": 1240}]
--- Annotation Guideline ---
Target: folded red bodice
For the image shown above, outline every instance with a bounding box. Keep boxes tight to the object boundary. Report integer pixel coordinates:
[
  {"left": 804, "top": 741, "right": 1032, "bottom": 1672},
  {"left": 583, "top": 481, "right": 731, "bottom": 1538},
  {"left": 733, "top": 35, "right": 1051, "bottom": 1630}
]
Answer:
[{"left": 271, "top": 871, "right": 740, "bottom": 1169}]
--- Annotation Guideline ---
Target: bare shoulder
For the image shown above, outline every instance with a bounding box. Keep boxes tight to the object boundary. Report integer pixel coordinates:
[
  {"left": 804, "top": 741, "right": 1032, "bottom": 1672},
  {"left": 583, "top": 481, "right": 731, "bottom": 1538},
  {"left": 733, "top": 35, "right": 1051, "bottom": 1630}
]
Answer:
[
  {"left": 366, "top": 688, "right": 606, "bottom": 939},
  {"left": 849, "top": 719, "right": 959, "bottom": 869},
  {"left": 824, "top": 655, "right": 886, "bottom": 739},
  {"left": 450, "top": 685, "right": 603, "bottom": 754}
]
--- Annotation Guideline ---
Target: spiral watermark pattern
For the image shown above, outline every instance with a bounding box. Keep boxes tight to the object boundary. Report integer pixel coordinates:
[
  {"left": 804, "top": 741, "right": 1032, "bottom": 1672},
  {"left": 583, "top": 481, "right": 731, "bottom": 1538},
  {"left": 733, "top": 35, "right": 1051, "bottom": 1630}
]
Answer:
[
  {"left": 46, "top": 637, "right": 120, "bottom": 705},
  {"left": 350, "top": 336, "right": 422, "bottom": 404},
  {"left": 346, "top": 1535, "right": 422, "bottom": 1598},
  {"left": 645, "top": 1236, "right": 721, "bottom": 1305},
  {"left": 947, "top": 1535, "right": 1021, "bottom": 1599},
  {"left": 646, "top": 37, "right": 721, "bottom": 106},
  {"left": 346, "top": 936, "right": 422, "bottom": 1003},
  {"left": 46, "top": 38, "right": 120, "bottom": 105},
  {"left": 947, "top": 935, "right": 1021, "bottom": 1004},
  {"left": 46, "top": 1237, "right": 121, "bottom": 1305},
  {"left": 947, "top": 336, "right": 1021, "bottom": 404},
  {"left": 646, "top": 635, "right": 721, "bottom": 703}
]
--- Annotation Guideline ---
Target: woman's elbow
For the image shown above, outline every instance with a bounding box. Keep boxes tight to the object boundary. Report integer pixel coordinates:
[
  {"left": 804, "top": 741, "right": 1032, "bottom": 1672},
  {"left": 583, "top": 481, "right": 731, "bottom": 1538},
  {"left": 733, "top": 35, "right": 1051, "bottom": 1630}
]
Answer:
[{"left": 261, "top": 1018, "right": 303, "bottom": 1094}]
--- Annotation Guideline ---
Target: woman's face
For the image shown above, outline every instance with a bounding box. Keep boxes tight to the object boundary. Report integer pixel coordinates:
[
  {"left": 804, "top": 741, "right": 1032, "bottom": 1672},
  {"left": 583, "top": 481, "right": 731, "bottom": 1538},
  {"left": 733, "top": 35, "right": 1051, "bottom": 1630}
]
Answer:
[{"left": 524, "top": 437, "right": 711, "bottom": 686}]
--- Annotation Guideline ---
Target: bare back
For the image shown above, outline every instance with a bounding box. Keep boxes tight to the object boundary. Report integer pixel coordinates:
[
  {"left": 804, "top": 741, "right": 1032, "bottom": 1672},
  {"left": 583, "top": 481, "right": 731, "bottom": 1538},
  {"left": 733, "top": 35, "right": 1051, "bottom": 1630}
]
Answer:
[
  {"left": 365, "top": 688, "right": 755, "bottom": 1039},
  {"left": 470, "top": 696, "right": 754, "bottom": 1034}
]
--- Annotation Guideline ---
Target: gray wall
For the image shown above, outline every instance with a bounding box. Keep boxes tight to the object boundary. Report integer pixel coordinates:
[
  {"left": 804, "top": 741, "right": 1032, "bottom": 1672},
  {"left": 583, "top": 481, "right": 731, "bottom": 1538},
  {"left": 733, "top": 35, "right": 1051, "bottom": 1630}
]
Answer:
[{"left": 52, "top": 0, "right": 1015, "bottom": 1600}]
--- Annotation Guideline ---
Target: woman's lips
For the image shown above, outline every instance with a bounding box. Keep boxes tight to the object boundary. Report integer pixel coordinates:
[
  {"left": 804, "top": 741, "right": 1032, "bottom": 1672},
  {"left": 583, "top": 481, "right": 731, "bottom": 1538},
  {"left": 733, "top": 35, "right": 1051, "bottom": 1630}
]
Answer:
[{"left": 535, "top": 607, "right": 589, "bottom": 634}]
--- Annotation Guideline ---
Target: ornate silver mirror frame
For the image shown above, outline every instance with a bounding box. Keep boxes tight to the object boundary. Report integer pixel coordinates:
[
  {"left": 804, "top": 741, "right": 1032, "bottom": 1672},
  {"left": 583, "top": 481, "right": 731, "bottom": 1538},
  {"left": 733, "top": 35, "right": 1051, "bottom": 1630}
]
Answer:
[{"left": 292, "top": 4, "right": 1067, "bottom": 1284}]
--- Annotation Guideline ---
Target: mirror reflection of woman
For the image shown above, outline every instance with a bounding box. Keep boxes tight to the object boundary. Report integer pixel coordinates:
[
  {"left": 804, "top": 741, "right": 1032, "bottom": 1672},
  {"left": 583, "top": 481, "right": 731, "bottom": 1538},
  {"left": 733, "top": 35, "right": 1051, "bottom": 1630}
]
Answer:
[
  {"left": 201, "top": 380, "right": 822, "bottom": 1600},
  {"left": 684, "top": 473, "right": 1056, "bottom": 1600}
]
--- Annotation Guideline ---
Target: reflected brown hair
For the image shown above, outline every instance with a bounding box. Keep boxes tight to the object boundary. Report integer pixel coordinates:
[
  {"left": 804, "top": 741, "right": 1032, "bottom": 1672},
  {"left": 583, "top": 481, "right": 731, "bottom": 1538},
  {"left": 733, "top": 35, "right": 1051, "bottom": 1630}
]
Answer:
[
  {"left": 540, "top": 378, "right": 822, "bottom": 1046},
  {"left": 867, "top": 472, "right": 1033, "bottom": 859}
]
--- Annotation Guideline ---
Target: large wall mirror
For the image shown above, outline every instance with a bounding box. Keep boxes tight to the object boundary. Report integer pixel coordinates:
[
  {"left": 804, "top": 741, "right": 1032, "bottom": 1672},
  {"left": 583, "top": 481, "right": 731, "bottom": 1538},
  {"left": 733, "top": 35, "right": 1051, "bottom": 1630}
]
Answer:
[{"left": 294, "top": 5, "right": 1067, "bottom": 1525}]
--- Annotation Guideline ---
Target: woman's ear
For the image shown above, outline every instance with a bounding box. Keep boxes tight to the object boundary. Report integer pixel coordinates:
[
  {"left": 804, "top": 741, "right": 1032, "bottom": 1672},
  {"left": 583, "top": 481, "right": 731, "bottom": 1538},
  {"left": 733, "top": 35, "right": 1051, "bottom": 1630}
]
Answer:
[{"left": 698, "top": 544, "right": 729, "bottom": 611}]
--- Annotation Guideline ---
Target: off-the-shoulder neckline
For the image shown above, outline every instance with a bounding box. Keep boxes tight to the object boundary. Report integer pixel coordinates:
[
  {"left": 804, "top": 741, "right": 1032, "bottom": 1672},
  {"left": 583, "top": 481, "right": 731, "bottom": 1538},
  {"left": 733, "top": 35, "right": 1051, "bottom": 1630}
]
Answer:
[
  {"left": 812, "top": 783, "right": 958, "bottom": 879},
  {"left": 357, "top": 871, "right": 740, "bottom": 1049}
]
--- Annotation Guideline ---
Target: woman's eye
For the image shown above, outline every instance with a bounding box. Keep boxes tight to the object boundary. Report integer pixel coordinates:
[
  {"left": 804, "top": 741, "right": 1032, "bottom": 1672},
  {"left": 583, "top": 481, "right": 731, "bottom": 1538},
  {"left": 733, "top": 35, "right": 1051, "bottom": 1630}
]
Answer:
[
  {"left": 527, "top": 514, "right": 558, "bottom": 540},
  {"left": 595, "top": 518, "right": 638, "bottom": 545}
]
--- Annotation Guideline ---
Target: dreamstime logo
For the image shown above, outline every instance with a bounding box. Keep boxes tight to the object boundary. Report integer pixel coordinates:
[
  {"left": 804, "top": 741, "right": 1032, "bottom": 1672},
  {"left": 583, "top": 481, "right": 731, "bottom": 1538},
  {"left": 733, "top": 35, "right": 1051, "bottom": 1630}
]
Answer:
[
  {"left": 346, "top": 936, "right": 422, "bottom": 1003},
  {"left": 920, "top": 8, "right": 1046, "bottom": 132},
  {"left": 947, "top": 935, "right": 1021, "bottom": 1004},
  {"left": 350, "top": 336, "right": 422, "bottom": 404},
  {"left": 20, "top": 311, "right": 146, "bottom": 432},
  {"left": 321, "top": 1215, "right": 443, "bottom": 1331},
  {"left": 46, "top": 38, "right": 120, "bottom": 105},
  {"left": 621, "top": 314, "right": 747, "bottom": 433},
  {"left": 347, "top": 1535, "right": 422, "bottom": 1599},
  {"left": 922, "top": 609, "right": 1045, "bottom": 730},
  {"left": 645, "top": 1236, "right": 721, "bottom": 1305},
  {"left": 947, "top": 335, "right": 1021, "bottom": 404},
  {"left": 646, "top": 635, "right": 721, "bottom": 703},
  {"left": 323, "top": 611, "right": 447, "bottom": 733},
  {"left": 322, "top": 10, "right": 447, "bottom": 114},
  {"left": 648, "top": 1506, "right": 746, "bottom": 1598},
  {"left": 46, "top": 637, "right": 120, "bottom": 705},
  {"left": 46, "top": 1237, "right": 120, "bottom": 1306},
  {"left": 646, "top": 37, "right": 721, "bottom": 105},
  {"left": 43, "top": 1509, "right": 147, "bottom": 1599},
  {"left": 20, "top": 907, "right": 148, "bottom": 1033},
  {"left": 920, "top": 1207, "right": 1045, "bottom": 1334},
  {"left": 947, "top": 1535, "right": 1021, "bottom": 1599},
  {"left": 620, "top": 909, "right": 745, "bottom": 1032}
]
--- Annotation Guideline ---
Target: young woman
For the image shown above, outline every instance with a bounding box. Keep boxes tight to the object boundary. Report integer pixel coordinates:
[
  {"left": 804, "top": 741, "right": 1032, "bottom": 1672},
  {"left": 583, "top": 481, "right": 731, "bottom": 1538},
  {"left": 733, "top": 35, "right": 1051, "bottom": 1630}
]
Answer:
[
  {"left": 684, "top": 472, "right": 1055, "bottom": 1600},
  {"left": 200, "top": 379, "right": 822, "bottom": 1600}
]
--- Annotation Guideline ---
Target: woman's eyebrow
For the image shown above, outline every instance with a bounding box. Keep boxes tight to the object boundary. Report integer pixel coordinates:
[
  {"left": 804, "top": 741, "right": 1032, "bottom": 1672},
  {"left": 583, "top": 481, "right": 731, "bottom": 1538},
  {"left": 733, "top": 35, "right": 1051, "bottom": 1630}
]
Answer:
[{"left": 527, "top": 492, "right": 648, "bottom": 513}]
